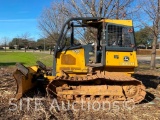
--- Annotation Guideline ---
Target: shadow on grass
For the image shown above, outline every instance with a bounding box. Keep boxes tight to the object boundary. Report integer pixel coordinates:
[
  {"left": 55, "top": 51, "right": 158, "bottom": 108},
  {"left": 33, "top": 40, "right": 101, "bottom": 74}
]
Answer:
[{"left": 0, "top": 62, "right": 26, "bottom": 66}]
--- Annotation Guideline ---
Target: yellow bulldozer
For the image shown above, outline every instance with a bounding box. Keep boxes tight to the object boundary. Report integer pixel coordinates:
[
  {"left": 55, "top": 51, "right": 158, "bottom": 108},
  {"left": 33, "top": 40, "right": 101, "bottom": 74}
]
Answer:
[{"left": 13, "top": 17, "right": 146, "bottom": 103}]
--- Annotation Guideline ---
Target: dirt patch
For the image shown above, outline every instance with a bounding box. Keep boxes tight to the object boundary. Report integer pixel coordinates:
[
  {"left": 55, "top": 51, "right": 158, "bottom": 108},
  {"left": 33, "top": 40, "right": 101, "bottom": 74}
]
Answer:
[{"left": 0, "top": 65, "right": 160, "bottom": 120}]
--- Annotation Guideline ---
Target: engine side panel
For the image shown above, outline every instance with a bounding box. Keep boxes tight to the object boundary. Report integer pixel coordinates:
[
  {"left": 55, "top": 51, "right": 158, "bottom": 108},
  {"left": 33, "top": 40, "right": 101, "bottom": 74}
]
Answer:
[
  {"left": 56, "top": 48, "right": 88, "bottom": 76},
  {"left": 106, "top": 51, "right": 138, "bottom": 67}
]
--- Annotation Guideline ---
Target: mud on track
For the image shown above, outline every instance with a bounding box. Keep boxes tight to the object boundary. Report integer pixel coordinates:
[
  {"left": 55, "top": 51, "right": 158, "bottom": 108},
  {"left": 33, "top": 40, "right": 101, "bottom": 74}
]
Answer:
[{"left": 0, "top": 65, "right": 160, "bottom": 120}]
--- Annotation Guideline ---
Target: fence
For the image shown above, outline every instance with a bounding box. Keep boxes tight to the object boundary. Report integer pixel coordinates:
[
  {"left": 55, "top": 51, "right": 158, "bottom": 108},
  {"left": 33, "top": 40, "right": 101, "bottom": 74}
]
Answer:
[{"left": 137, "top": 49, "right": 160, "bottom": 55}]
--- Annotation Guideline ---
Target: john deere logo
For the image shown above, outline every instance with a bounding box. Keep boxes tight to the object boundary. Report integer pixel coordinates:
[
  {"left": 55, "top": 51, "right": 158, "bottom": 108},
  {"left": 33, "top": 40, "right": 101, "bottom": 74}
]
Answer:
[{"left": 124, "top": 56, "right": 129, "bottom": 61}]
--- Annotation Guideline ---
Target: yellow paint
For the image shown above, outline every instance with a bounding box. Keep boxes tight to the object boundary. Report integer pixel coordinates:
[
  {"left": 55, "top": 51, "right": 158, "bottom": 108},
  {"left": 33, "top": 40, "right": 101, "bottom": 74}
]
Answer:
[
  {"left": 86, "top": 19, "right": 133, "bottom": 26},
  {"left": 30, "top": 66, "right": 39, "bottom": 72},
  {"left": 56, "top": 48, "right": 88, "bottom": 76},
  {"left": 13, "top": 66, "right": 38, "bottom": 99},
  {"left": 45, "top": 75, "right": 55, "bottom": 82},
  {"left": 102, "top": 19, "right": 133, "bottom": 26},
  {"left": 106, "top": 51, "right": 138, "bottom": 67},
  {"left": 22, "top": 67, "right": 36, "bottom": 90}
]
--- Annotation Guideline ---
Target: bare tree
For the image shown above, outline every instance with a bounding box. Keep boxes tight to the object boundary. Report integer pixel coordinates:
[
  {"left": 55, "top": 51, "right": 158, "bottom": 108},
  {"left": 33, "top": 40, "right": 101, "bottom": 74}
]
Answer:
[
  {"left": 21, "top": 32, "right": 31, "bottom": 52},
  {"left": 137, "top": 0, "right": 160, "bottom": 69},
  {"left": 38, "top": 2, "right": 67, "bottom": 43},
  {"left": 61, "top": 0, "right": 133, "bottom": 18},
  {"left": 2, "top": 37, "right": 9, "bottom": 52},
  {"left": 38, "top": 0, "right": 135, "bottom": 44}
]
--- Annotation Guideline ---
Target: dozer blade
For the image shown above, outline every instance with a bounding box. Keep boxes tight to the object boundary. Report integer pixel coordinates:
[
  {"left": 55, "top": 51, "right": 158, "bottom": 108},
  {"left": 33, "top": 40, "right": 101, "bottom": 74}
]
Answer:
[{"left": 13, "top": 63, "right": 38, "bottom": 100}]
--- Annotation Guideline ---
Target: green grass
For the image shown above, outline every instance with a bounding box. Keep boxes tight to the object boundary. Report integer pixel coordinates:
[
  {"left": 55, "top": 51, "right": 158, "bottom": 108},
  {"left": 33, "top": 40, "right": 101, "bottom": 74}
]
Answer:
[{"left": 0, "top": 52, "right": 53, "bottom": 67}]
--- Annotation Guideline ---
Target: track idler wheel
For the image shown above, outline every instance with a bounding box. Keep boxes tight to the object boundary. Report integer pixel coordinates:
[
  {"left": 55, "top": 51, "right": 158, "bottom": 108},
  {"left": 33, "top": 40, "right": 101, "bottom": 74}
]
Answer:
[{"left": 123, "top": 83, "right": 146, "bottom": 103}]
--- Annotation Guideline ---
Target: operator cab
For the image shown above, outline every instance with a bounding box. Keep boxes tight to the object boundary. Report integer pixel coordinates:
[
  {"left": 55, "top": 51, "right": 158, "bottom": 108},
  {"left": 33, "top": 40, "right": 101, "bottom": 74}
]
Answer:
[{"left": 55, "top": 17, "right": 135, "bottom": 67}]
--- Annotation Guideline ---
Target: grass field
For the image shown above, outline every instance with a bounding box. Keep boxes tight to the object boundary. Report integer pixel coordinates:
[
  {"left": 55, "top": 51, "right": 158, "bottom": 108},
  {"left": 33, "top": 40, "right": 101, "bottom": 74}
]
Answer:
[{"left": 0, "top": 52, "right": 53, "bottom": 67}]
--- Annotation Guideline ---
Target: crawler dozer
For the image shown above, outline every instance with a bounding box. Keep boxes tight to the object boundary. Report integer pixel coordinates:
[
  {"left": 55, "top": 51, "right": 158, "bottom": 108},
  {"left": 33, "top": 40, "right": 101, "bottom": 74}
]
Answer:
[{"left": 13, "top": 17, "right": 146, "bottom": 103}]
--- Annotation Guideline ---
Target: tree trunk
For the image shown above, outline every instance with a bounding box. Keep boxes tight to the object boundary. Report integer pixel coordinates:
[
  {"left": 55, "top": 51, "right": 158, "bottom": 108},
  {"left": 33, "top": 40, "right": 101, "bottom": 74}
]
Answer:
[
  {"left": 150, "top": 0, "right": 159, "bottom": 69},
  {"left": 4, "top": 41, "right": 7, "bottom": 52},
  {"left": 150, "top": 35, "right": 157, "bottom": 69},
  {"left": 25, "top": 47, "right": 26, "bottom": 52},
  {"left": 50, "top": 46, "right": 52, "bottom": 55},
  {"left": 5, "top": 44, "right": 6, "bottom": 52}
]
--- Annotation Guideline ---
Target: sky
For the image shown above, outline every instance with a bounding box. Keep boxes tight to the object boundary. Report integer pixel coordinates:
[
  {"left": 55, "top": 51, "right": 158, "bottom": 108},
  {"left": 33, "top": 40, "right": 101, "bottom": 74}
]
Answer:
[{"left": 0, "top": 0, "right": 53, "bottom": 43}]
